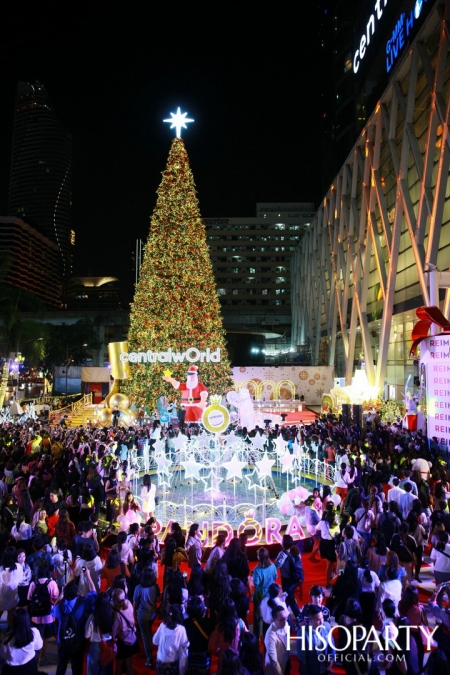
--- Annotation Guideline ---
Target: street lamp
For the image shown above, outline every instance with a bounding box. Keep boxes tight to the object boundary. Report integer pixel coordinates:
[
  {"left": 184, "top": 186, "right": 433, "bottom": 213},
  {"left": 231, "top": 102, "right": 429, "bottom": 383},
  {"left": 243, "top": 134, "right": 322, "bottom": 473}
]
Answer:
[{"left": 65, "top": 343, "right": 88, "bottom": 397}]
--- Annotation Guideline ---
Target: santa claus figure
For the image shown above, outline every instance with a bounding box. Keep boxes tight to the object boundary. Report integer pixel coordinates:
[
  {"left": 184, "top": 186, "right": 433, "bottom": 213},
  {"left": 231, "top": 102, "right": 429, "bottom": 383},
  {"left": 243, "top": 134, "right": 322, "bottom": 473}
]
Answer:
[{"left": 163, "top": 365, "right": 208, "bottom": 423}]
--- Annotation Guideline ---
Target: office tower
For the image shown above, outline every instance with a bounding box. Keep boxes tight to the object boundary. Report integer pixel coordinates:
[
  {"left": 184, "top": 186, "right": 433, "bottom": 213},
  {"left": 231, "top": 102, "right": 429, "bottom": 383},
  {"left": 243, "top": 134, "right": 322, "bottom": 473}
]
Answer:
[
  {"left": 205, "top": 203, "right": 314, "bottom": 362},
  {"left": 0, "top": 216, "right": 61, "bottom": 306},
  {"left": 8, "top": 81, "right": 73, "bottom": 276}
]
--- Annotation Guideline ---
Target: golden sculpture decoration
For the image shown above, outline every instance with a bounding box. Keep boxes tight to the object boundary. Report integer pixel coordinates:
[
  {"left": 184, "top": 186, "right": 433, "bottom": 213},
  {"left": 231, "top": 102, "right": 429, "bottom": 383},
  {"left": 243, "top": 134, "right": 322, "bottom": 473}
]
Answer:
[
  {"left": 109, "top": 393, "right": 130, "bottom": 411},
  {"left": 275, "top": 380, "right": 296, "bottom": 400},
  {"left": 120, "top": 409, "right": 137, "bottom": 427},
  {"left": 97, "top": 407, "right": 113, "bottom": 426},
  {"left": 92, "top": 341, "right": 137, "bottom": 427},
  {"left": 108, "top": 342, "right": 130, "bottom": 380}
]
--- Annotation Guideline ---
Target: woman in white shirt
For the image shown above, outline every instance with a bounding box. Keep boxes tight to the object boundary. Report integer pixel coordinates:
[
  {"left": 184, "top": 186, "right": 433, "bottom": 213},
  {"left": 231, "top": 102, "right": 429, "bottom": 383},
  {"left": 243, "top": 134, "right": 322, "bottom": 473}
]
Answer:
[
  {"left": 0, "top": 548, "right": 24, "bottom": 625},
  {"left": 74, "top": 543, "right": 104, "bottom": 596},
  {"left": 16, "top": 550, "right": 32, "bottom": 608},
  {"left": 149, "top": 422, "right": 162, "bottom": 456},
  {"left": 259, "top": 583, "right": 289, "bottom": 628},
  {"left": 11, "top": 515, "right": 33, "bottom": 545},
  {"left": 430, "top": 530, "right": 450, "bottom": 584},
  {"left": 376, "top": 566, "right": 402, "bottom": 614},
  {"left": 185, "top": 524, "right": 204, "bottom": 569},
  {"left": 153, "top": 603, "right": 189, "bottom": 675},
  {"left": 0, "top": 607, "right": 43, "bottom": 674},
  {"left": 334, "top": 462, "right": 352, "bottom": 503},
  {"left": 357, "top": 559, "right": 380, "bottom": 630},
  {"left": 111, "top": 531, "right": 135, "bottom": 567},
  {"left": 204, "top": 533, "right": 226, "bottom": 575},
  {"left": 140, "top": 474, "right": 157, "bottom": 521}
]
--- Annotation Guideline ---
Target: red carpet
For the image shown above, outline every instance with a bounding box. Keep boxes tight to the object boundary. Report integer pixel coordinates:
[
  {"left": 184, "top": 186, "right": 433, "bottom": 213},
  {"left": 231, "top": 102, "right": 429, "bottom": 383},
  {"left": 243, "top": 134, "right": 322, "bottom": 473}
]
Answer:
[
  {"left": 96, "top": 551, "right": 436, "bottom": 675},
  {"left": 281, "top": 410, "right": 319, "bottom": 425},
  {"left": 128, "top": 554, "right": 329, "bottom": 675},
  {"left": 97, "top": 551, "right": 433, "bottom": 674}
]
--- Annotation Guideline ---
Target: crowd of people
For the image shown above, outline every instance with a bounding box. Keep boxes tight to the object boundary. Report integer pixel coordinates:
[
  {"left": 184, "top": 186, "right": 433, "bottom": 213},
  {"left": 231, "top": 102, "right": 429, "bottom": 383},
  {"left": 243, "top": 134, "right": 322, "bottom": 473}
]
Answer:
[{"left": 0, "top": 414, "right": 448, "bottom": 675}]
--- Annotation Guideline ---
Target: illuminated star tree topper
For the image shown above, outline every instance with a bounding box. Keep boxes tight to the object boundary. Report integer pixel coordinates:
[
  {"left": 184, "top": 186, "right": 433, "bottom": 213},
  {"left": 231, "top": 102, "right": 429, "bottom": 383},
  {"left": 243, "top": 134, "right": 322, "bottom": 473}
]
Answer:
[{"left": 164, "top": 107, "right": 194, "bottom": 138}]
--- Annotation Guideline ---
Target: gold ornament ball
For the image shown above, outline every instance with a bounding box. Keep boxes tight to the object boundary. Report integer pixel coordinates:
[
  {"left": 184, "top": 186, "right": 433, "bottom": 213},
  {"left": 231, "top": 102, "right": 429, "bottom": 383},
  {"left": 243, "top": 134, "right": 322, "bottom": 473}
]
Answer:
[
  {"left": 119, "top": 410, "right": 136, "bottom": 427},
  {"left": 109, "top": 393, "right": 130, "bottom": 411},
  {"left": 121, "top": 410, "right": 137, "bottom": 427},
  {"left": 127, "top": 409, "right": 137, "bottom": 423},
  {"left": 98, "top": 407, "right": 112, "bottom": 425}
]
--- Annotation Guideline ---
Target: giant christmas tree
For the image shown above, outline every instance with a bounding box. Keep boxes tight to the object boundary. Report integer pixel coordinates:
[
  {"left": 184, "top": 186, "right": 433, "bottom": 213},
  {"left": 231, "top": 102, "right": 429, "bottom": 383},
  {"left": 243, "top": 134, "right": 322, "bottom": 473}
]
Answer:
[{"left": 125, "top": 136, "right": 232, "bottom": 409}]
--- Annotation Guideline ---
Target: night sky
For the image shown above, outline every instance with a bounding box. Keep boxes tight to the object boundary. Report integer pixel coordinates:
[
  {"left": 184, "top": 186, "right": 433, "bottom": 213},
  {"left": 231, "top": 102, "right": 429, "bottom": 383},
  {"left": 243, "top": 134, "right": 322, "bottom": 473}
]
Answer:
[{"left": 1, "top": 4, "right": 325, "bottom": 278}]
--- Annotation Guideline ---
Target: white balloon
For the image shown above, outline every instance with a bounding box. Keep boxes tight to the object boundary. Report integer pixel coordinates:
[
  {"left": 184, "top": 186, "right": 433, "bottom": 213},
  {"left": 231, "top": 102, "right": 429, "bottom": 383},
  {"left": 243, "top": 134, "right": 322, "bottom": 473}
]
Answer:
[
  {"left": 330, "top": 494, "right": 342, "bottom": 507},
  {"left": 226, "top": 391, "right": 239, "bottom": 407}
]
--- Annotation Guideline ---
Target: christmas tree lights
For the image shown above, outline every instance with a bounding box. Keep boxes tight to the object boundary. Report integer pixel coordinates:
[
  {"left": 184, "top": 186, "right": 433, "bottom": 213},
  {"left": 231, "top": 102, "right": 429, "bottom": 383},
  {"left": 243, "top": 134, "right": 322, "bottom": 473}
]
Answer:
[{"left": 125, "top": 137, "right": 232, "bottom": 409}]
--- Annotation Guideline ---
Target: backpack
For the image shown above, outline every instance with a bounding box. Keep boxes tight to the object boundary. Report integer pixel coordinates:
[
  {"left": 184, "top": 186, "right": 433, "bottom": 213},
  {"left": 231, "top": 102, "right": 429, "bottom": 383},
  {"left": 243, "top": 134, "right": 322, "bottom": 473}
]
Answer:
[
  {"left": 380, "top": 513, "right": 398, "bottom": 546},
  {"left": 29, "top": 579, "right": 52, "bottom": 617},
  {"left": 340, "top": 539, "right": 361, "bottom": 565},
  {"left": 274, "top": 550, "right": 289, "bottom": 569},
  {"left": 363, "top": 515, "right": 372, "bottom": 532},
  {"left": 59, "top": 598, "right": 82, "bottom": 655},
  {"left": 309, "top": 508, "right": 320, "bottom": 527},
  {"left": 289, "top": 556, "right": 304, "bottom": 583}
]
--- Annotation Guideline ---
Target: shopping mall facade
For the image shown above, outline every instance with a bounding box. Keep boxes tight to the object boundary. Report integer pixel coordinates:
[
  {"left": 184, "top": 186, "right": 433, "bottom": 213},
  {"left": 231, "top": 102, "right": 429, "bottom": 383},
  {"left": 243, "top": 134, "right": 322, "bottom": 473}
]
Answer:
[{"left": 291, "top": 0, "right": 450, "bottom": 400}]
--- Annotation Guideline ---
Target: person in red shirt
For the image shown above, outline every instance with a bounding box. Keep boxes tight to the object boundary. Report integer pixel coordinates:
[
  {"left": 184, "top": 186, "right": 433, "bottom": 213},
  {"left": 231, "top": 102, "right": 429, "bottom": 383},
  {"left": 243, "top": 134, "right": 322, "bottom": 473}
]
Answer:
[
  {"left": 46, "top": 511, "right": 59, "bottom": 538},
  {"left": 54, "top": 509, "right": 76, "bottom": 548}
]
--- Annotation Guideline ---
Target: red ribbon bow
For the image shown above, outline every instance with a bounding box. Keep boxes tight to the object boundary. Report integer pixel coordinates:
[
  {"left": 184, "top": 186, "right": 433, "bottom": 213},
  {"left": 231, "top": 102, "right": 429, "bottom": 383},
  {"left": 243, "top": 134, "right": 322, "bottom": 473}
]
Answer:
[{"left": 410, "top": 306, "right": 450, "bottom": 356}]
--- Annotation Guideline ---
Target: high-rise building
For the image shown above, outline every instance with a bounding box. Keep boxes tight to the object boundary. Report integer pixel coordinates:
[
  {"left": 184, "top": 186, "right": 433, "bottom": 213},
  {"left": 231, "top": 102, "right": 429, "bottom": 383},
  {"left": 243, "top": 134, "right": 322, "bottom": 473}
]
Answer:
[
  {"left": 292, "top": 0, "right": 450, "bottom": 397},
  {"left": 66, "top": 276, "right": 123, "bottom": 311},
  {"left": 0, "top": 216, "right": 61, "bottom": 306},
  {"left": 204, "top": 203, "right": 314, "bottom": 363},
  {"left": 8, "top": 81, "right": 73, "bottom": 277}
]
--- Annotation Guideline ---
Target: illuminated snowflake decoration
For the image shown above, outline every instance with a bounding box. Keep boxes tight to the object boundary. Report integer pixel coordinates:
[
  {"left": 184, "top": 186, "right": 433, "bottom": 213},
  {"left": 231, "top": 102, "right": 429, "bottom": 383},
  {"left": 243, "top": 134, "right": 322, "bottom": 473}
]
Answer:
[{"left": 0, "top": 410, "right": 12, "bottom": 424}]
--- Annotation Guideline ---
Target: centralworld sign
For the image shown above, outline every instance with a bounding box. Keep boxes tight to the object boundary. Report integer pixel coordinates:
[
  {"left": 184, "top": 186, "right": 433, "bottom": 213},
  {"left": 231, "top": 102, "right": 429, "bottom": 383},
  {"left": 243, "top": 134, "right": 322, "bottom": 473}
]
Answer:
[
  {"left": 119, "top": 347, "right": 221, "bottom": 364},
  {"left": 353, "top": 0, "right": 431, "bottom": 75}
]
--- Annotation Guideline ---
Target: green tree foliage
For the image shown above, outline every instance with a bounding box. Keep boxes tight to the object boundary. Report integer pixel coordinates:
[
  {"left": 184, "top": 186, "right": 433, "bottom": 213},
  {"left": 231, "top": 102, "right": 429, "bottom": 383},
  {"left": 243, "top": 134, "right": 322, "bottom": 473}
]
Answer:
[
  {"left": 380, "top": 398, "right": 403, "bottom": 423},
  {"left": 0, "top": 253, "right": 49, "bottom": 366},
  {"left": 43, "top": 318, "right": 103, "bottom": 368},
  {"left": 124, "top": 138, "right": 232, "bottom": 408}
]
